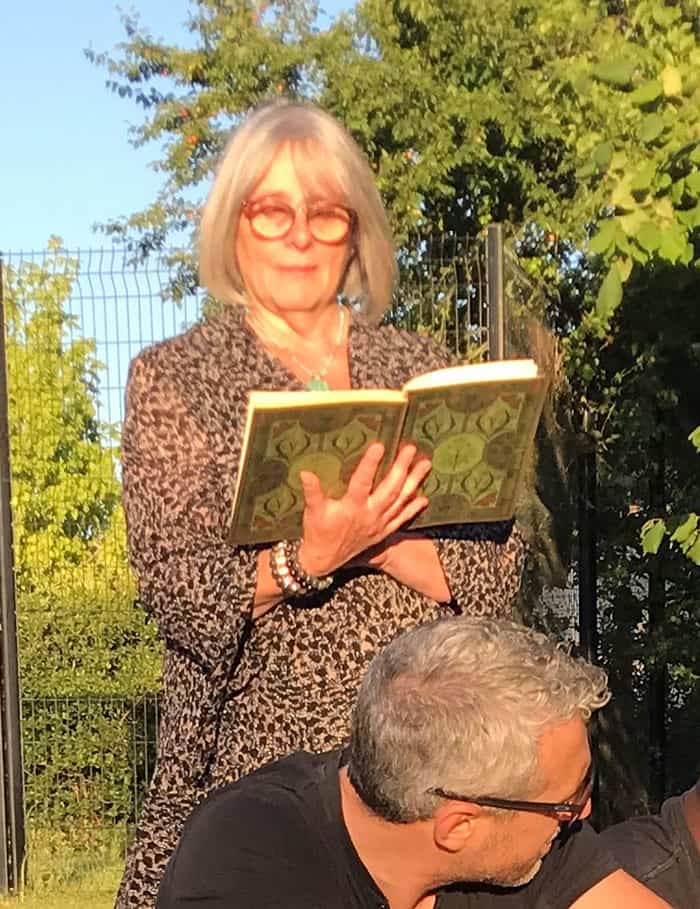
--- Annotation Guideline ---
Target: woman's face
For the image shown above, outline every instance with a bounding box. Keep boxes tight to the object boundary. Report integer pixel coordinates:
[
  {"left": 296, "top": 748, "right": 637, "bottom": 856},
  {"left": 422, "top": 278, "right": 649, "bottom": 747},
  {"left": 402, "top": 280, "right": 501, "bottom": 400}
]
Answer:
[{"left": 236, "top": 142, "right": 353, "bottom": 319}]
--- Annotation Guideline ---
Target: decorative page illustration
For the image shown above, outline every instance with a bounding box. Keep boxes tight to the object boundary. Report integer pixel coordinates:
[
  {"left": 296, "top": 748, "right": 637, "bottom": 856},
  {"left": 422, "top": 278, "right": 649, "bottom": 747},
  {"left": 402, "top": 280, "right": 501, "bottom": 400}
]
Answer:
[
  {"left": 402, "top": 378, "right": 546, "bottom": 527},
  {"left": 231, "top": 402, "right": 403, "bottom": 544}
]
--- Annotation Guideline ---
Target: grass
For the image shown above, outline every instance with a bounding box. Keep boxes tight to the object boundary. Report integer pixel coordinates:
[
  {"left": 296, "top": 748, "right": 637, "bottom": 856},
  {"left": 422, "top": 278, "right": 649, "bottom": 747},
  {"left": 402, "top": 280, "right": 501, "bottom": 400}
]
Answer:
[
  {"left": 0, "top": 826, "right": 125, "bottom": 908},
  {"left": 0, "top": 863, "right": 121, "bottom": 909}
]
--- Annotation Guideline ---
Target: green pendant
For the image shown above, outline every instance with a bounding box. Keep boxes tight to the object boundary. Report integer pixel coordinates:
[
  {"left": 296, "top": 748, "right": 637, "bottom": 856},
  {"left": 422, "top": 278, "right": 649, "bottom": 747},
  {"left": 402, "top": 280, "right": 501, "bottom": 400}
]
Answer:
[{"left": 305, "top": 378, "right": 330, "bottom": 391}]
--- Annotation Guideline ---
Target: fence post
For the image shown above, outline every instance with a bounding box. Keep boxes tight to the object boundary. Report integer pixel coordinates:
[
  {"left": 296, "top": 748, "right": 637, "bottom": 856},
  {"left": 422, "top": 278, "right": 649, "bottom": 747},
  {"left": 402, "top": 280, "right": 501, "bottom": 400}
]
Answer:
[
  {"left": 0, "top": 257, "right": 26, "bottom": 893},
  {"left": 578, "top": 447, "right": 598, "bottom": 663},
  {"left": 486, "top": 224, "right": 505, "bottom": 361}
]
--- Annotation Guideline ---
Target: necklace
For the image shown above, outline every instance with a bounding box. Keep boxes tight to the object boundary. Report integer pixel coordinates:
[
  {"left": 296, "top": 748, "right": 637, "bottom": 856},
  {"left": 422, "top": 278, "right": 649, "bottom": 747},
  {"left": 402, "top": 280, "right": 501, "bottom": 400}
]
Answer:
[{"left": 246, "top": 304, "right": 346, "bottom": 391}]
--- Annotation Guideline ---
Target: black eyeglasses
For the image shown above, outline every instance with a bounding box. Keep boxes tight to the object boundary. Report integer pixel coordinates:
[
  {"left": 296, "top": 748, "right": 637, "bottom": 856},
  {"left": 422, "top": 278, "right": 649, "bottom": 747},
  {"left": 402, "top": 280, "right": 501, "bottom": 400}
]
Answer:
[
  {"left": 428, "top": 761, "right": 594, "bottom": 825},
  {"left": 242, "top": 199, "right": 355, "bottom": 245}
]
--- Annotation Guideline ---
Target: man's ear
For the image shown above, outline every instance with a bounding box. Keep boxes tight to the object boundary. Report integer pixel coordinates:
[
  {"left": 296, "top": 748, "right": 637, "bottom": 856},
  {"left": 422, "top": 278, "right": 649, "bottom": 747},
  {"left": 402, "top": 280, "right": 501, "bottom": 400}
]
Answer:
[{"left": 433, "top": 802, "right": 483, "bottom": 853}]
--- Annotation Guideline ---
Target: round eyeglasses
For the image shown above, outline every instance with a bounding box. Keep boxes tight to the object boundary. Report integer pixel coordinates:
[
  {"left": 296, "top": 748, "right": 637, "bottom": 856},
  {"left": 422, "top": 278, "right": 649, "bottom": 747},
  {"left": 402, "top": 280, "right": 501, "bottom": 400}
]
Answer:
[
  {"left": 242, "top": 199, "right": 355, "bottom": 245},
  {"left": 428, "top": 760, "right": 594, "bottom": 826}
]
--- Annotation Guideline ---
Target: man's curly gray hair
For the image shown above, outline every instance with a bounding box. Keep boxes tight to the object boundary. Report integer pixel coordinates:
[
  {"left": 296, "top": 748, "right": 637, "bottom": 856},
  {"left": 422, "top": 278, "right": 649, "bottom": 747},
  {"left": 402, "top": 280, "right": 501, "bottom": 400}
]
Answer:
[{"left": 347, "top": 616, "right": 609, "bottom": 823}]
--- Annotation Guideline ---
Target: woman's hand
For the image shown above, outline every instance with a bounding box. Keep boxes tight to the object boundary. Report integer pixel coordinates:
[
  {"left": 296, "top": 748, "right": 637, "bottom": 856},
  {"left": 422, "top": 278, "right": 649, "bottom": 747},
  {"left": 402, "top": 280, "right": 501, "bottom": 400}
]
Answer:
[{"left": 296, "top": 442, "right": 431, "bottom": 577}]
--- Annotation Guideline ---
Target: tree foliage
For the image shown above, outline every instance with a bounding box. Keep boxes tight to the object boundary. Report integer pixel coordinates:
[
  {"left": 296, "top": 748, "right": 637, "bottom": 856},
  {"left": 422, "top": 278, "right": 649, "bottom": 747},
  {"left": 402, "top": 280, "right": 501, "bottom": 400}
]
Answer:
[
  {"left": 2, "top": 244, "right": 161, "bottom": 836},
  {"left": 641, "top": 423, "right": 700, "bottom": 565}
]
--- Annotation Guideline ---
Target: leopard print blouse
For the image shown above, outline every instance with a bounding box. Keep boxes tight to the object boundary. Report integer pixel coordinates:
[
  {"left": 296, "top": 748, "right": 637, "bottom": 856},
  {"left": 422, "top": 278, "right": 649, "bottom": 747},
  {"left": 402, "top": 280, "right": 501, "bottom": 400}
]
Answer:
[{"left": 115, "top": 304, "right": 524, "bottom": 908}]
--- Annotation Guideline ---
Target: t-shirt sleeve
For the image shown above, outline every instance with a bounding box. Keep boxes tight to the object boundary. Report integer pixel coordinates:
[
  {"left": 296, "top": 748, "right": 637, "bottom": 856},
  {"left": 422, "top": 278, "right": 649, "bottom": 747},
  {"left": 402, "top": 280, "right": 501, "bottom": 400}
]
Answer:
[
  {"left": 156, "top": 784, "right": 337, "bottom": 909},
  {"left": 598, "top": 797, "right": 699, "bottom": 905}
]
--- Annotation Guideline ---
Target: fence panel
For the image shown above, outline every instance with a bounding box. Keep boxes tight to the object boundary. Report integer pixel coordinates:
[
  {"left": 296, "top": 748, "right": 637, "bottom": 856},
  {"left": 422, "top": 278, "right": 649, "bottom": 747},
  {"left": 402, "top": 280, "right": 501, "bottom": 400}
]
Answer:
[
  {"left": 0, "top": 235, "right": 494, "bottom": 883},
  {"left": 0, "top": 246, "right": 202, "bottom": 883}
]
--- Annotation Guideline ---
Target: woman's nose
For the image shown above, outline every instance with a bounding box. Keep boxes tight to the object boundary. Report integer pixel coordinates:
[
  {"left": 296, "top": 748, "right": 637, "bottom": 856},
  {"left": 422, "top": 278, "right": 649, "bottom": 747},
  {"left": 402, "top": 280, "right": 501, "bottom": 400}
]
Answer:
[{"left": 287, "top": 209, "right": 313, "bottom": 249}]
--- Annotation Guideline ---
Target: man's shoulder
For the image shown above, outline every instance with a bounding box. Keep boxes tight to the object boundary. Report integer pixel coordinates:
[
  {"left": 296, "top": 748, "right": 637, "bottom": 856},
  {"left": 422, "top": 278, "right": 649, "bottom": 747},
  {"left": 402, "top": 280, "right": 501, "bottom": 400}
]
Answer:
[
  {"left": 197, "top": 748, "right": 340, "bottom": 821},
  {"left": 600, "top": 794, "right": 700, "bottom": 890},
  {"left": 157, "top": 751, "right": 344, "bottom": 908}
]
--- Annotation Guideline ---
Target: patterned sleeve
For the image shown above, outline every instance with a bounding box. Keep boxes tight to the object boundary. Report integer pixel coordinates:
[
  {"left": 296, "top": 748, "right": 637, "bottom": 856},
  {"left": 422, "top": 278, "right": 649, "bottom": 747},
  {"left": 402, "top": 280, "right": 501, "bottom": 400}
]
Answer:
[
  {"left": 122, "top": 351, "right": 256, "bottom": 672},
  {"left": 401, "top": 332, "right": 526, "bottom": 618},
  {"left": 430, "top": 525, "right": 525, "bottom": 618}
]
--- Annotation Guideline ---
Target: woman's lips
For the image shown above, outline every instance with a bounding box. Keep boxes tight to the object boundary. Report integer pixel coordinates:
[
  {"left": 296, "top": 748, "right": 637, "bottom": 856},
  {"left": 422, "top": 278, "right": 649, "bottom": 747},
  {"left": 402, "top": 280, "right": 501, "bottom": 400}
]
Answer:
[{"left": 277, "top": 264, "right": 317, "bottom": 273}]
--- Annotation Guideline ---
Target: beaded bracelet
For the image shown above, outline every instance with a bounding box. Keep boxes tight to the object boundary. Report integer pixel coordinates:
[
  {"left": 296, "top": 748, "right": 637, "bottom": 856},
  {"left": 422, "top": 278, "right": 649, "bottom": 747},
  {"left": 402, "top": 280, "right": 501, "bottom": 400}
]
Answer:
[
  {"left": 286, "top": 539, "right": 334, "bottom": 592},
  {"left": 269, "top": 540, "right": 333, "bottom": 597},
  {"left": 269, "top": 540, "right": 304, "bottom": 597}
]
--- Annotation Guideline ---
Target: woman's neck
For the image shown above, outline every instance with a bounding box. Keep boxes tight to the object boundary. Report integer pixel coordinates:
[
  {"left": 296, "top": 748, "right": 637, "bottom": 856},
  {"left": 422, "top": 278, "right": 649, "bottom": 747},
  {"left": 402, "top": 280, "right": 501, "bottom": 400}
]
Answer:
[
  {"left": 248, "top": 300, "right": 338, "bottom": 343},
  {"left": 245, "top": 299, "right": 351, "bottom": 389},
  {"left": 246, "top": 300, "right": 345, "bottom": 353}
]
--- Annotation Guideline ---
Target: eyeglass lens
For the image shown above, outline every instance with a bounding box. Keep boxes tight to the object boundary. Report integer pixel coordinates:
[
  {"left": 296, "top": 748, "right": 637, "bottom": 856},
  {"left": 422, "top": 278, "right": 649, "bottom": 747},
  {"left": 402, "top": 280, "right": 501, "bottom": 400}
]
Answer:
[{"left": 247, "top": 202, "right": 352, "bottom": 243}]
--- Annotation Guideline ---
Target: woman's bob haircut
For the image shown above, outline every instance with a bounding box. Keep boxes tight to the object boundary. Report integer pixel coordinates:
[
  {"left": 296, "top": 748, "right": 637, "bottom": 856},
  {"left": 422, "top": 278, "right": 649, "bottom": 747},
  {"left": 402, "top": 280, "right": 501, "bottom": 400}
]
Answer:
[{"left": 198, "top": 100, "right": 396, "bottom": 322}]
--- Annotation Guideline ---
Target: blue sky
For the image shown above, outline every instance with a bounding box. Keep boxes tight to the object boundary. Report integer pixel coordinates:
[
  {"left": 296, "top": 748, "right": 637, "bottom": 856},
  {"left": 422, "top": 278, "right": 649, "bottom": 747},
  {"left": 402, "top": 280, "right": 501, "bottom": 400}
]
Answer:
[{"left": 0, "top": 1, "right": 350, "bottom": 253}]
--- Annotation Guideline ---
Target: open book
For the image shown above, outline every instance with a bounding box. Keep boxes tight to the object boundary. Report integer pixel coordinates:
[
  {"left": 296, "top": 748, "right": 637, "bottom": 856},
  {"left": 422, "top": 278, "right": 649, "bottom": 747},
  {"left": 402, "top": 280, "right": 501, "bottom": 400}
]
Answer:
[{"left": 229, "top": 358, "right": 548, "bottom": 545}]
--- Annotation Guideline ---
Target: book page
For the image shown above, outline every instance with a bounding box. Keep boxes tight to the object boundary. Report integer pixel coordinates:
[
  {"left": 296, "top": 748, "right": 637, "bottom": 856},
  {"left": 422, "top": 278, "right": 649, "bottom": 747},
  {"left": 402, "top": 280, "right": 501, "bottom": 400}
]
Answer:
[
  {"left": 402, "top": 358, "right": 538, "bottom": 394},
  {"left": 248, "top": 389, "right": 406, "bottom": 409}
]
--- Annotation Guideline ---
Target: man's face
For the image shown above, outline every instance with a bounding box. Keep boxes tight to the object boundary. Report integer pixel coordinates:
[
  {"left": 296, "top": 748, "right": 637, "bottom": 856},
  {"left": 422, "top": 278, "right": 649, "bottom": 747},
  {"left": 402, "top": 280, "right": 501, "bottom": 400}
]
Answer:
[{"left": 472, "top": 715, "right": 592, "bottom": 888}]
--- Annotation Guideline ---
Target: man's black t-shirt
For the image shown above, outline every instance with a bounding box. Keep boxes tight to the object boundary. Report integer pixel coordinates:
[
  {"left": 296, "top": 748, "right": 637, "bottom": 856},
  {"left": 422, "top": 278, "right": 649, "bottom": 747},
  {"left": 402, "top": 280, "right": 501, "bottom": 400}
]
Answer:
[
  {"left": 600, "top": 795, "right": 700, "bottom": 908},
  {"left": 157, "top": 750, "right": 620, "bottom": 909}
]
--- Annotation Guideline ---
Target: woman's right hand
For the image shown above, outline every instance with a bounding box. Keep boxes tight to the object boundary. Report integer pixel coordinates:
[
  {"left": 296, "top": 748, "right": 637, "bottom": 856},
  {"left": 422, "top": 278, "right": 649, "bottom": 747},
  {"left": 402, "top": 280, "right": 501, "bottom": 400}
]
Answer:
[{"left": 296, "top": 442, "right": 431, "bottom": 578}]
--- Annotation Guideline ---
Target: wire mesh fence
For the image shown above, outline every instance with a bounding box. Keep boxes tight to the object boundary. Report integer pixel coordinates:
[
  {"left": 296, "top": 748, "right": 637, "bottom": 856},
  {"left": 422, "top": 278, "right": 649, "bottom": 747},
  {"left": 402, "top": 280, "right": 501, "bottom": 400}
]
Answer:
[{"left": 0, "top": 232, "right": 495, "bottom": 876}]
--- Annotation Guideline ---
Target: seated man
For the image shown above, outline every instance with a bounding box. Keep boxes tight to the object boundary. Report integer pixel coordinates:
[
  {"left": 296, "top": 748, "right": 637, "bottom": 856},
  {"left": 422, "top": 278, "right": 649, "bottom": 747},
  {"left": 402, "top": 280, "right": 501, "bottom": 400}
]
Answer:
[
  {"left": 157, "top": 617, "right": 670, "bottom": 908},
  {"left": 600, "top": 774, "right": 700, "bottom": 907}
]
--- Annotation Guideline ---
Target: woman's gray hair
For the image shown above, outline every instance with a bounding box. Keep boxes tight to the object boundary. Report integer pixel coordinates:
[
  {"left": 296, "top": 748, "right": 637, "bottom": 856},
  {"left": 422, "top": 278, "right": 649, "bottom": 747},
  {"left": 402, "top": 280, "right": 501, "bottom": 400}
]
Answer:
[
  {"left": 347, "top": 617, "right": 610, "bottom": 823},
  {"left": 198, "top": 100, "right": 396, "bottom": 322}
]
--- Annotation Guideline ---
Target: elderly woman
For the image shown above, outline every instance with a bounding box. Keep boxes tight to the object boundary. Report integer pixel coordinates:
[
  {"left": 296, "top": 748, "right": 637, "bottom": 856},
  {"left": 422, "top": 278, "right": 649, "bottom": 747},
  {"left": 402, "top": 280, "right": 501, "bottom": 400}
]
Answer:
[{"left": 116, "top": 100, "right": 525, "bottom": 908}]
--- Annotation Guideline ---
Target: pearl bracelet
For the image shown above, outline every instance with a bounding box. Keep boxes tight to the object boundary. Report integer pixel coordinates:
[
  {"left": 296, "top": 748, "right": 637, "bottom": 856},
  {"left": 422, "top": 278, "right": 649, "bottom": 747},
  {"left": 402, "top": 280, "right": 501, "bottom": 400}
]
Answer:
[{"left": 270, "top": 540, "right": 334, "bottom": 597}]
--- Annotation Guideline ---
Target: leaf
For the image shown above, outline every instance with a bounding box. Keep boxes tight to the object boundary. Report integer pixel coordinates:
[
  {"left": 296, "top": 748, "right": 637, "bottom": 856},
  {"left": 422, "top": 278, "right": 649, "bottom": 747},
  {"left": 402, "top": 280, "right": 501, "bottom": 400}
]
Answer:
[
  {"left": 630, "top": 161, "right": 657, "bottom": 195},
  {"left": 629, "top": 80, "right": 663, "bottom": 106},
  {"left": 593, "top": 141, "right": 614, "bottom": 170},
  {"left": 658, "top": 226, "right": 688, "bottom": 263},
  {"left": 616, "top": 257, "right": 633, "bottom": 282},
  {"left": 576, "top": 160, "right": 597, "bottom": 180},
  {"left": 589, "top": 219, "right": 617, "bottom": 254},
  {"left": 689, "top": 426, "right": 700, "bottom": 452},
  {"left": 640, "top": 114, "right": 666, "bottom": 144},
  {"left": 652, "top": 4, "right": 680, "bottom": 27},
  {"left": 685, "top": 171, "right": 700, "bottom": 196},
  {"left": 671, "top": 178, "right": 686, "bottom": 204},
  {"left": 596, "top": 264, "right": 623, "bottom": 319},
  {"left": 618, "top": 208, "right": 648, "bottom": 236},
  {"left": 652, "top": 196, "right": 675, "bottom": 223},
  {"left": 670, "top": 514, "right": 699, "bottom": 545},
  {"left": 687, "top": 534, "right": 700, "bottom": 565},
  {"left": 641, "top": 518, "right": 666, "bottom": 555},
  {"left": 661, "top": 65, "right": 682, "bottom": 97},
  {"left": 592, "top": 59, "right": 636, "bottom": 87},
  {"left": 637, "top": 221, "right": 662, "bottom": 252}
]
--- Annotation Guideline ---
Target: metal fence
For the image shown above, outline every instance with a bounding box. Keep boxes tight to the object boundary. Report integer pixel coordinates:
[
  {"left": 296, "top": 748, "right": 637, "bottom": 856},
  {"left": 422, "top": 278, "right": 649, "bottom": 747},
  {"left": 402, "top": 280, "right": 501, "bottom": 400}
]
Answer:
[{"left": 0, "top": 230, "right": 499, "bottom": 888}]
